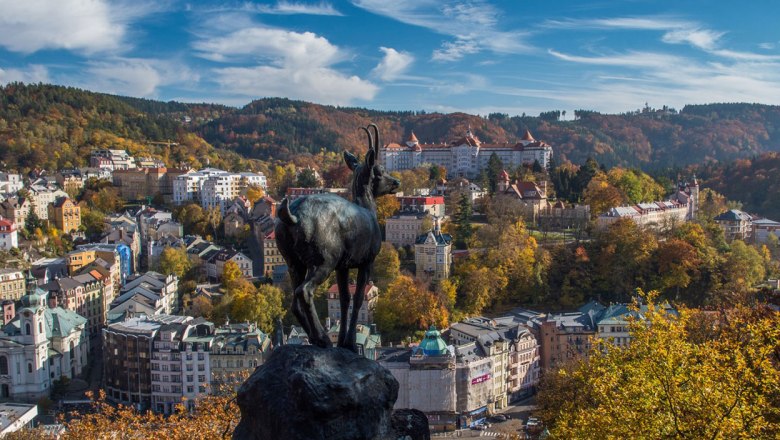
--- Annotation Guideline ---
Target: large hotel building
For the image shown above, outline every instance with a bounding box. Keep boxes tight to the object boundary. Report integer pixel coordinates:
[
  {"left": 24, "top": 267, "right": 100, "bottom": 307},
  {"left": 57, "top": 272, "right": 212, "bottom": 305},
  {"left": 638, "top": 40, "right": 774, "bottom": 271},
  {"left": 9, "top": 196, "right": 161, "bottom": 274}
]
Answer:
[{"left": 379, "top": 129, "right": 552, "bottom": 179}]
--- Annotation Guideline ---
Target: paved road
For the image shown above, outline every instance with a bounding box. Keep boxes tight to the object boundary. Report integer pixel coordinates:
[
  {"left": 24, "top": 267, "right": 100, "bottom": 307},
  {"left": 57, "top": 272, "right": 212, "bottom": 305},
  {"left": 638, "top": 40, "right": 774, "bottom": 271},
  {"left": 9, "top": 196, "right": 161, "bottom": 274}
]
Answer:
[{"left": 432, "top": 396, "right": 538, "bottom": 439}]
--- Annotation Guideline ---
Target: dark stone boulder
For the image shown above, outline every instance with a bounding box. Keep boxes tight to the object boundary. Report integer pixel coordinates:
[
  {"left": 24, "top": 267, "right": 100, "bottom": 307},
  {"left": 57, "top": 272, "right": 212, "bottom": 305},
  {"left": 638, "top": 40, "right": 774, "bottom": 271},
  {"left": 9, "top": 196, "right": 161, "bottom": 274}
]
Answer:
[
  {"left": 233, "top": 344, "right": 407, "bottom": 440},
  {"left": 391, "top": 409, "right": 431, "bottom": 440}
]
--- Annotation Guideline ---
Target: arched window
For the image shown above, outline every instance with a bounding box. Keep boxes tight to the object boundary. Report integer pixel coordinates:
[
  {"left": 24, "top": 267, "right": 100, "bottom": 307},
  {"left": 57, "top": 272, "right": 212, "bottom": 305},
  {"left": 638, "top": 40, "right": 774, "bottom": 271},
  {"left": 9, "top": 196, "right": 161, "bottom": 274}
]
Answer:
[
  {"left": 25, "top": 323, "right": 30, "bottom": 335},
  {"left": 27, "top": 363, "right": 32, "bottom": 374},
  {"left": 0, "top": 356, "right": 8, "bottom": 375},
  {"left": 38, "top": 322, "right": 43, "bottom": 334}
]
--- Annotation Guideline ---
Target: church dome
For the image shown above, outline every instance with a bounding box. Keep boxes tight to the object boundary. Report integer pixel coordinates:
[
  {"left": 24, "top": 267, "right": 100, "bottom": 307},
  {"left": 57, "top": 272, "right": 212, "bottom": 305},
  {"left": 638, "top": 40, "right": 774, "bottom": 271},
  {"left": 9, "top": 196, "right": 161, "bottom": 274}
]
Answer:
[
  {"left": 418, "top": 326, "right": 448, "bottom": 356},
  {"left": 20, "top": 271, "right": 46, "bottom": 309}
]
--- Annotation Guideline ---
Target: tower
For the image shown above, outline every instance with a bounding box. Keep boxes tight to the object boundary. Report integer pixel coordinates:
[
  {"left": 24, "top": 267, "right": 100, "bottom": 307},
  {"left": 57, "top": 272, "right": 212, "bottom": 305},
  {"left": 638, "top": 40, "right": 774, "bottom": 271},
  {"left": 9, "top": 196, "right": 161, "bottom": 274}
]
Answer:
[{"left": 689, "top": 174, "right": 699, "bottom": 220}]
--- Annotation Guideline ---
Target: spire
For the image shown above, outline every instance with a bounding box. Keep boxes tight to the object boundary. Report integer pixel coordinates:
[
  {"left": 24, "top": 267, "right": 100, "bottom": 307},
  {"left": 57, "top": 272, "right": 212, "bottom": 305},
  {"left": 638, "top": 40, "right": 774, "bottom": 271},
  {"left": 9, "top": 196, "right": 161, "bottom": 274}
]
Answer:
[
  {"left": 25, "top": 270, "right": 36, "bottom": 295},
  {"left": 521, "top": 129, "right": 535, "bottom": 142}
]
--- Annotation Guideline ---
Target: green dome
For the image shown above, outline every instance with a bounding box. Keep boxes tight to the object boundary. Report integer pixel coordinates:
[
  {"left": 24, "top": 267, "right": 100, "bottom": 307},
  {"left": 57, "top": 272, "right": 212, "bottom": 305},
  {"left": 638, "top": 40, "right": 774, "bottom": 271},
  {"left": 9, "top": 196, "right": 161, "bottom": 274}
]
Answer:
[
  {"left": 419, "top": 325, "right": 448, "bottom": 356},
  {"left": 20, "top": 271, "right": 46, "bottom": 309}
]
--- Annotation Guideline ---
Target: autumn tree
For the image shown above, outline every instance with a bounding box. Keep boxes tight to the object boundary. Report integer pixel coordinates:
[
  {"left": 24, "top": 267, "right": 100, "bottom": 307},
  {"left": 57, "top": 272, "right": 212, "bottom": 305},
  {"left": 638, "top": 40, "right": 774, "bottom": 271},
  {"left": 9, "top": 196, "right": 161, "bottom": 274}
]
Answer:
[
  {"left": 158, "top": 246, "right": 192, "bottom": 279},
  {"left": 221, "top": 260, "right": 243, "bottom": 289},
  {"left": 583, "top": 171, "right": 625, "bottom": 216},
  {"left": 372, "top": 242, "right": 400, "bottom": 291},
  {"left": 375, "top": 195, "right": 400, "bottom": 228},
  {"left": 186, "top": 295, "right": 214, "bottom": 319},
  {"left": 590, "top": 218, "right": 657, "bottom": 302},
  {"left": 722, "top": 240, "right": 766, "bottom": 295},
  {"left": 654, "top": 238, "right": 701, "bottom": 300},
  {"left": 374, "top": 275, "right": 448, "bottom": 343},
  {"left": 244, "top": 184, "right": 265, "bottom": 203},
  {"left": 606, "top": 167, "right": 665, "bottom": 204},
  {"left": 538, "top": 295, "right": 780, "bottom": 439}
]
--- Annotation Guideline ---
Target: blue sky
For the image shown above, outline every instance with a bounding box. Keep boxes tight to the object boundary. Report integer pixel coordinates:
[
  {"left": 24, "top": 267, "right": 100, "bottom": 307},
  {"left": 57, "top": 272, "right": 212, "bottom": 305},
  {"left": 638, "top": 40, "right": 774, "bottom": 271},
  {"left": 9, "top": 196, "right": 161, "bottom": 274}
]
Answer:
[{"left": 2, "top": 0, "right": 780, "bottom": 116}]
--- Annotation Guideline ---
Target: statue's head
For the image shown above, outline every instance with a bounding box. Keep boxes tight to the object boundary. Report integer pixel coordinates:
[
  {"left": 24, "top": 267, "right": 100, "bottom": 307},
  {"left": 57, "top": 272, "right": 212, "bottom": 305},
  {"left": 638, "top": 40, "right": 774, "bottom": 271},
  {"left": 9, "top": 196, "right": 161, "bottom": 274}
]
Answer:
[{"left": 344, "top": 123, "right": 400, "bottom": 199}]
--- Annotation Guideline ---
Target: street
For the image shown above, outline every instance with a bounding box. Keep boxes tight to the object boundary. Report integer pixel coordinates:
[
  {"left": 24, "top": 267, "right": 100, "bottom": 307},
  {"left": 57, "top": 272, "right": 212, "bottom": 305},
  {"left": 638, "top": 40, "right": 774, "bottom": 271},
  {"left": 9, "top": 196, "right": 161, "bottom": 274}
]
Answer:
[{"left": 431, "top": 396, "right": 538, "bottom": 438}]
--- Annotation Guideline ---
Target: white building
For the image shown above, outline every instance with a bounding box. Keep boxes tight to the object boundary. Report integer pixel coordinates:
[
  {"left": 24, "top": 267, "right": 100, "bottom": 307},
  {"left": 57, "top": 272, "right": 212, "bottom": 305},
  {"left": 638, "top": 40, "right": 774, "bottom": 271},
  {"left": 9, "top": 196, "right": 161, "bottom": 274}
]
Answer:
[
  {"left": 0, "top": 218, "right": 17, "bottom": 250},
  {"left": 380, "top": 129, "right": 553, "bottom": 179},
  {"left": 173, "top": 169, "right": 267, "bottom": 214},
  {"left": 0, "top": 279, "right": 89, "bottom": 401},
  {"left": 597, "top": 178, "right": 699, "bottom": 230},
  {"left": 28, "top": 185, "right": 68, "bottom": 221},
  {"left": 0, "top": 173, "right": 23, "bottom": 195},
  {"left": 90, "top": 149, "right": 136, "bottom": 171}
]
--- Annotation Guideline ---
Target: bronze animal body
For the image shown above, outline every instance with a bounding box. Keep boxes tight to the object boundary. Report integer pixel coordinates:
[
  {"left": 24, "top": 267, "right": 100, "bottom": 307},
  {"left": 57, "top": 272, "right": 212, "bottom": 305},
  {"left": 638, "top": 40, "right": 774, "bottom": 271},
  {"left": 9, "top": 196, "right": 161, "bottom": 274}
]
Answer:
[{"left": 275, "top": 124, "right": 400, "bottom": 351}]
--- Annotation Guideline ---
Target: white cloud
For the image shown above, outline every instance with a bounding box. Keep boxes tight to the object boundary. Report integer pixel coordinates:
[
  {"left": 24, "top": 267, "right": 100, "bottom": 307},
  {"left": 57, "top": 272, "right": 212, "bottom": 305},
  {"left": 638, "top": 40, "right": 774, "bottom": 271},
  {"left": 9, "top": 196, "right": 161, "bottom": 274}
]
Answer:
[
  {"left": 544, "top": 48, "right": 780, "bottom": 113},
  {"left": 351, "top": 0, "right": 532, "bottom": 61},
  {"left": 0, "top": 0, "right": 153, "bottom": 54},
  {"left": 547, "top": 50, "right": 684, "bottom": 68},
  {"left": 0, "top": 65, "right": 50, "bottom": 84},
  {"left": 432, "top": 39, "right": 480, "bottom": 62},
  {"left": 543, "top": 16, "right": 724, "bottom": 51},
  {"left": 372, "top": 47, "right": 414, "bottom": 81},
  {"left": 213, "top": 65, "right": 377, "bottom": 105},
  {"left": 249, "top": 1, "right": 342, "bottom": 16},
  {"left": 194, "top": 27, "right": 343, "bottom": 66},
  {"left": 661, "top": 28, "right": 724, "bottom": 51},
  {"left": 195, "top": 25, "right": 377, "bottom": 105},
  {"left": 85, "top": 58, "right": 199, "bottom": 97}
]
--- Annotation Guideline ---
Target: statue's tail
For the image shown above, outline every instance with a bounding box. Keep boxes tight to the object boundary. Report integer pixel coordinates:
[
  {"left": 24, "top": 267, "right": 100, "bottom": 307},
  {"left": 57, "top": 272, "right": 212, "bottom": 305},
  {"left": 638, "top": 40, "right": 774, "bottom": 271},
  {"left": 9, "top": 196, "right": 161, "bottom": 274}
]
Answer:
[{"left": 278, "top": 198, "right": 298, "bottom": 225}]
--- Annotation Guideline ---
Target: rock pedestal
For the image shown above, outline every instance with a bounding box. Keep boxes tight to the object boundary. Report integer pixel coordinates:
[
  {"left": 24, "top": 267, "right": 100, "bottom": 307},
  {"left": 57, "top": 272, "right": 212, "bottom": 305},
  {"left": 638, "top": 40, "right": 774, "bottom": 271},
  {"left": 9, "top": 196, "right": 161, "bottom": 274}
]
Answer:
[{"left": 233, "top": 344, "right": 428, "bottom": 440}]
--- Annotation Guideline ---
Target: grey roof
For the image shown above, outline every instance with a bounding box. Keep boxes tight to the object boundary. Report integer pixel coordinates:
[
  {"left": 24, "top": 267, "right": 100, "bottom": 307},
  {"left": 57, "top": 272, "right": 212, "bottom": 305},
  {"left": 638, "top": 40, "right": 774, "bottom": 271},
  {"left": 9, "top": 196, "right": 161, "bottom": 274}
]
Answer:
[
  {"left": 46, "top": 308, "right": 87, "bottom": 338},
  {"left": 714, "top": 209, "right": 752, "bottom": 222}
]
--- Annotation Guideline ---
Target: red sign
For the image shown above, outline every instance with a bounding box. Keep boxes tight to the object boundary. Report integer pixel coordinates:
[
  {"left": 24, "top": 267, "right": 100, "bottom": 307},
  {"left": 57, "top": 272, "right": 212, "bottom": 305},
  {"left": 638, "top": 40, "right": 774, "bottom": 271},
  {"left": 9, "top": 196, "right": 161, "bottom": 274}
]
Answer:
[{"left": 471, "top": 373, "right": 491, "bottom": 385}]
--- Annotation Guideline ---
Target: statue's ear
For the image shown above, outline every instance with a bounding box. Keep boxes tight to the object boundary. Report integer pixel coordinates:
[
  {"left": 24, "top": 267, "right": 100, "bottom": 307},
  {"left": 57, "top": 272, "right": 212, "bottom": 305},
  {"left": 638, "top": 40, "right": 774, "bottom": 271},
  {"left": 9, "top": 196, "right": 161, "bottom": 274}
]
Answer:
[
  {"left": 344, "top": 151, "right": 359, "bottom": 171},
  {"left": 364, "top": 149, "right": 376, "bottom": 168}
]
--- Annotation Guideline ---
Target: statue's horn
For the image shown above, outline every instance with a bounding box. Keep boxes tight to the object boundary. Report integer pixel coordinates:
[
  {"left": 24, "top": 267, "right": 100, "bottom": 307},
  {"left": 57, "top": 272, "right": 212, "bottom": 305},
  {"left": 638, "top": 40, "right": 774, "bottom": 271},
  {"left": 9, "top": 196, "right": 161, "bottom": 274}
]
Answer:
[
  {"left": 361, "top": 126, "right": 374, "bottom": 153},
  {"left": 368, "top": 123, "right": 380, "bottom": 156}
]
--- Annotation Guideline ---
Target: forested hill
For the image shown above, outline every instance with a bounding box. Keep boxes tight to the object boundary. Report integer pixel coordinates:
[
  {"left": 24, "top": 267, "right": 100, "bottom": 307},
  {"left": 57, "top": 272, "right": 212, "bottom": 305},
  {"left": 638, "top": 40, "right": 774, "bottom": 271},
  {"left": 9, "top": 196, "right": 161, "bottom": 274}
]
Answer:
[
  {"left": 696, "top": 152, "right": 780, "bottom": 220},
  {"left": 0, "top": 83, "right": 247, "bottom": 171},
  {"left": 3, "top": 82, "right": 780, "bottom": 172}
]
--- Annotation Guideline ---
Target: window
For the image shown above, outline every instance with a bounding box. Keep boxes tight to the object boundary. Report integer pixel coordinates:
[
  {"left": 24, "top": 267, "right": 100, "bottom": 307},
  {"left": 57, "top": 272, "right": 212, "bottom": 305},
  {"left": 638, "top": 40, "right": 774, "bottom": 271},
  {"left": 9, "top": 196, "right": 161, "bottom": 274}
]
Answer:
[
  {"left": 25, "top": 323, "right": 30, "bottom": 335},
  {"left": 198, "top": 375, "right": 205, "bottom": 382},
  {"left": 0, "top": 356, "right": 7, "bottom": 375},
  {"left": 27, "top": 363, "right": 32, "bottom": 373}
]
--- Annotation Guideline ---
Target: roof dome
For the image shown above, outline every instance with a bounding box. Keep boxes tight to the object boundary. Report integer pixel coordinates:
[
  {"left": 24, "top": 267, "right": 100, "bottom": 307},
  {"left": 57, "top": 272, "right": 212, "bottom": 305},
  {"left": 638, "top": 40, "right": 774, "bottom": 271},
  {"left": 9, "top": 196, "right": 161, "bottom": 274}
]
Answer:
[
  {"left": 418, "top": 326, "right": 448, "bottom": 356},
  {"left": 20, "top": 270, "right": 46, "bottom": 309}
]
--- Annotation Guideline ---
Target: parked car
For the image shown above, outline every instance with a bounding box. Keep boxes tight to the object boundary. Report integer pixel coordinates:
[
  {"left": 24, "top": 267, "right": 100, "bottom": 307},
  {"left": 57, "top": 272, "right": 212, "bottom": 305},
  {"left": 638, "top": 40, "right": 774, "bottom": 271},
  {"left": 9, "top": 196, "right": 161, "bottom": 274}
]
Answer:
[
  {"left": 470, "top": 424, "right": 487, "bottom": 431},
  {"left": 490, "top": 414, "right": 508, "bottom": 423}
]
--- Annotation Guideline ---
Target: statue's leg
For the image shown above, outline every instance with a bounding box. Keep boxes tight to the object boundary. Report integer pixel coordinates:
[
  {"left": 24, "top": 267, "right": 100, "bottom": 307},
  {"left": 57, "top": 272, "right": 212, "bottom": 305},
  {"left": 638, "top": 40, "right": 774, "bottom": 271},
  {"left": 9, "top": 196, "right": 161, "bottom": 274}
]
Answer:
[
  {"left": 336, "top": 269, "right": 350, "bottom": 347},
  {"left": 288, "top": 264, "right": 310, "bottom": 338},
  {"left": 344, "top": 266, "right": 368, "bottom": 353},
  {"left": 301, "top": 265, "right": 333, "bottom": 348}
]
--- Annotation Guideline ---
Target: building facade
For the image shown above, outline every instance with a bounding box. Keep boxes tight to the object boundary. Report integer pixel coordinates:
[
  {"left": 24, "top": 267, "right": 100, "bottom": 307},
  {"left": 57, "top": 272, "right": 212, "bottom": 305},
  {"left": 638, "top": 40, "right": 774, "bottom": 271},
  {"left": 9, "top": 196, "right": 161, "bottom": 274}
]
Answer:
[
  {"left": 48, "top": 197, "right": 81, "bottom": 234},
  {"left": 0, "top": 279, "right": 88, "bottom": 401},
  {"left": 414, "top": 223, "right": 453, "bottom": 281},
  {"left": 326, "top": 282, "right": 379, "bottom": 327},
  {"left": 0, "top": 219, "right": 18, "bottom": 250},
  {"left": 0, "top": 270, "right": 25, "bottom": 302},
  {"left": 380, "top": 129, "right": 553, "bottom": 179},
  {"left": 598, "top": 178, "right": 699, "bottom": 230}
]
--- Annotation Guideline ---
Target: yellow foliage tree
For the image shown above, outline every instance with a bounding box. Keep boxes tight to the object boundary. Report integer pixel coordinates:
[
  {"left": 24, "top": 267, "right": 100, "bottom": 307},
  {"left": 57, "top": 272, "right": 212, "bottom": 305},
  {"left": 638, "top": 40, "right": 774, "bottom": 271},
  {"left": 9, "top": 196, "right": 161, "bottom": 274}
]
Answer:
[
  {"left": 158, "top": 246, "right": 192, "bottom": 279},
  {"left": 537, "top": 294, "right": 780, "bottom": 439},
  {"left": 245, "top": 185, "right": 265, "bottom": 203},
  {"left": 374, "top": 275, "right": 448, "bottom": 343}
]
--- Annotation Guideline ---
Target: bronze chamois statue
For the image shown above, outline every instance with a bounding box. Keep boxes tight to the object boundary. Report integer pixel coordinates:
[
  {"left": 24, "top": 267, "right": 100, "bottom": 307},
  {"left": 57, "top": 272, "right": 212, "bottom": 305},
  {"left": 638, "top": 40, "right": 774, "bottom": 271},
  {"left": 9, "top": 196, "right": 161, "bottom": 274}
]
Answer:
[{"left": 275, "top": 124, "right": 400, "bottom": 351}]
